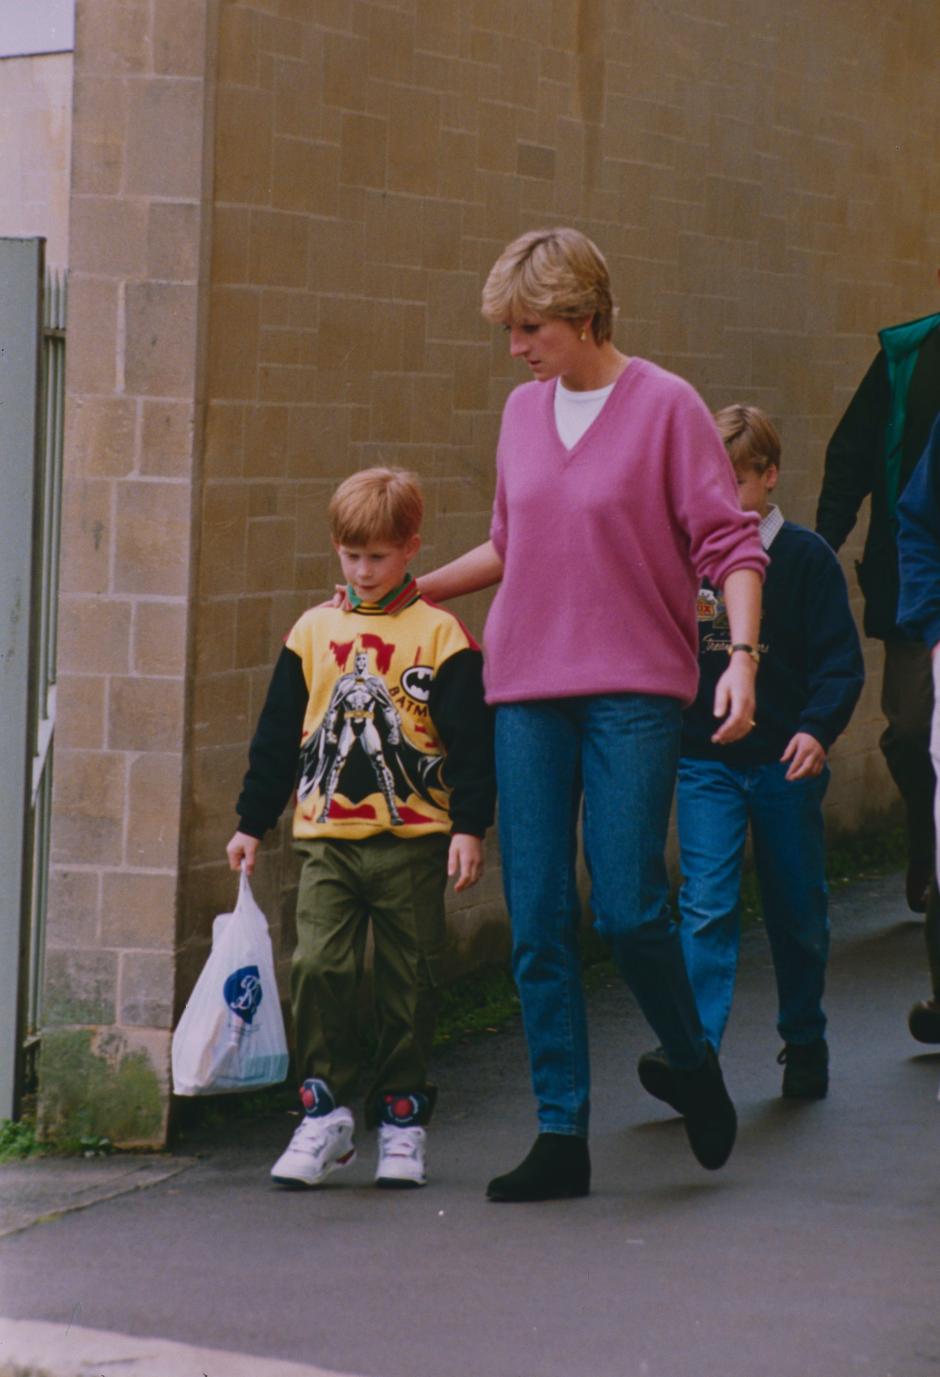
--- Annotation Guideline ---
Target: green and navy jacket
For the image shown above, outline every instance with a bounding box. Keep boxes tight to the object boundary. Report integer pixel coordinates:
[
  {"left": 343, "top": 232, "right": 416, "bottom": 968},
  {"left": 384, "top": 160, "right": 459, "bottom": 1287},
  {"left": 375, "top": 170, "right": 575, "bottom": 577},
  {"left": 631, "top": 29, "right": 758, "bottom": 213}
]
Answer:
[
  {"left": 815, "top": 310, "right": 940, "bottom": 639},
  {"left": 236, "top": 576, "right": 495, "bottom": 842}
]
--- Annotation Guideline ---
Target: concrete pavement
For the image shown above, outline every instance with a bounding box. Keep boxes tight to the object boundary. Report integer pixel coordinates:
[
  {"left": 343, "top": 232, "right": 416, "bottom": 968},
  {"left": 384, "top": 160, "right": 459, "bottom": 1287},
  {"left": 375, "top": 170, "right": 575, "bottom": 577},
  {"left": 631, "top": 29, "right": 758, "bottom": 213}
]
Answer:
[{"left": 1, "top": 871, "right": 938, "bottom": 1377}]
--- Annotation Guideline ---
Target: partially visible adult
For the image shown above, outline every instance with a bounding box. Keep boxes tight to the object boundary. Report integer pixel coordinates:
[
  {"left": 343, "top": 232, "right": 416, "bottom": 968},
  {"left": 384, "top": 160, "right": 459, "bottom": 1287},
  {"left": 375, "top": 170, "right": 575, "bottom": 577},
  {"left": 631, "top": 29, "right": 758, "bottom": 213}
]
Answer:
[
  {"left": 896, "top": 416, "right": 940, "bottom": 1045},
  {"left": 815, "top": 275, "right": 940, "bottom": 912},
  {"left": 418, "top": 228, "right": 767, "bottom": 1202}
]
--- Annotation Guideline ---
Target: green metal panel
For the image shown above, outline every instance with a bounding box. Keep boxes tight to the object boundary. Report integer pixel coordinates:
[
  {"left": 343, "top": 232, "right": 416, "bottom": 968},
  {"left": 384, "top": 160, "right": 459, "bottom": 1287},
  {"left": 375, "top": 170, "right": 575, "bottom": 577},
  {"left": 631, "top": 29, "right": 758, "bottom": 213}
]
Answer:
[{"left": 0, "top": 239, "right": 44, "bottom": 1121}]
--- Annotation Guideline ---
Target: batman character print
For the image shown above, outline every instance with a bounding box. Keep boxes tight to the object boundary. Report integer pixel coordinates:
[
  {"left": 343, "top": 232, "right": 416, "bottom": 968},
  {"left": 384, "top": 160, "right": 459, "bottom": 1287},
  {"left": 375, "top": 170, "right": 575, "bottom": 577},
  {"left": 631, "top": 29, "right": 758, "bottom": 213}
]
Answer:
[{"left": 297, "top": 646, "right": 445, "bottom": 824}]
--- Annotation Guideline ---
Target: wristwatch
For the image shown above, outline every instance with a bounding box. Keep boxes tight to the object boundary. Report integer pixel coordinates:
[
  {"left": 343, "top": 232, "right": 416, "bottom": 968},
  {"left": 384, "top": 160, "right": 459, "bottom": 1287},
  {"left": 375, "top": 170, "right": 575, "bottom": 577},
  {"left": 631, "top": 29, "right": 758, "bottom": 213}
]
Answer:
[{"left": 728, "top": 642, "right": 760, "bottom": 665}]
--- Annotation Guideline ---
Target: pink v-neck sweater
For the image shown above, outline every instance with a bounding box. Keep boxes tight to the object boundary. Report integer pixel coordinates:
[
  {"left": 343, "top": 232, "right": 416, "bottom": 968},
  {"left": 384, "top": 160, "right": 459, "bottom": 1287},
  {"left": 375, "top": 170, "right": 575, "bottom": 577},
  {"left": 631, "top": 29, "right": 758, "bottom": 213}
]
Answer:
[{"left": 483, "top": 357, "right": 767, "bottom": 706}]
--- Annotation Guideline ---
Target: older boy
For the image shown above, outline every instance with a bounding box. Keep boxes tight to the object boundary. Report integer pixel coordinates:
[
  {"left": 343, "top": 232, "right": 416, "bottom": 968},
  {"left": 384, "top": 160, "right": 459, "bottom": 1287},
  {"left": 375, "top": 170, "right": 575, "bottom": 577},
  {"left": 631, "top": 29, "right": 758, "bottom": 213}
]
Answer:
[
  {"left": 639, "top": 406, "right": 864, "bottom": 1105},
  {"left": 227, "top": 467, "right": 495, "bottom": 1188}
]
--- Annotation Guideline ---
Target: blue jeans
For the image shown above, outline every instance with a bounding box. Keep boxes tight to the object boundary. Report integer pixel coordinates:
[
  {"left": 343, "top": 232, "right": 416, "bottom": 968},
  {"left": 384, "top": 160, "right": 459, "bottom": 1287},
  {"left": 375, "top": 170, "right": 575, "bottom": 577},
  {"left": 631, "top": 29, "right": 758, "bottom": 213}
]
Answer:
[
  {"left": 676, "top": 756, "right": 830, "bottom": 1050},
  {"left": 495, "top": 696, "right": 707, "bottom": 1137}
]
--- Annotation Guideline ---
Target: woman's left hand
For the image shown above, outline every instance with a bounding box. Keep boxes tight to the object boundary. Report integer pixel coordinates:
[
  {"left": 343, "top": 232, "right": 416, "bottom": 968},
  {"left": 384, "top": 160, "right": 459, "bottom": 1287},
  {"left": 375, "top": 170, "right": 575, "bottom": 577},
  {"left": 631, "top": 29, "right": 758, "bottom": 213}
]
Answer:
[
  {"left": 710, "top": 657, "right": 757, "bottom": 744},
  {"left": 780, "top": 732, "right": 826, "bottom": 780}
]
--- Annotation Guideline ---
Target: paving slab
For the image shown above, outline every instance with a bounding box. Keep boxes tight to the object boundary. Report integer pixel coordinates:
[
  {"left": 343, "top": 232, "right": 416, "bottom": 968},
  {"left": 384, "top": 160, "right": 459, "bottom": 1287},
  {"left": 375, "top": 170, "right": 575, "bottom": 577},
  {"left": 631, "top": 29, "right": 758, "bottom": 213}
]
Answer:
[{"left": 0, "top": 1156, "right": 195, "bottom": 1238}]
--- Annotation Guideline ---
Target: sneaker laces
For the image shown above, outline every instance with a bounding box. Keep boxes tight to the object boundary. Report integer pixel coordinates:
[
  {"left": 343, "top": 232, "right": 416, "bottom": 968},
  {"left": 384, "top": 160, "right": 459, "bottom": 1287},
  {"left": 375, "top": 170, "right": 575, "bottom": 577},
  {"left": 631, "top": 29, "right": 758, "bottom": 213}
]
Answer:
[
  {"left": 380, "top": 1125, "right": 424, "bottom": 1161},
  {"left": 290, "top": 1114, "right": 340, "bottom": 1159}
]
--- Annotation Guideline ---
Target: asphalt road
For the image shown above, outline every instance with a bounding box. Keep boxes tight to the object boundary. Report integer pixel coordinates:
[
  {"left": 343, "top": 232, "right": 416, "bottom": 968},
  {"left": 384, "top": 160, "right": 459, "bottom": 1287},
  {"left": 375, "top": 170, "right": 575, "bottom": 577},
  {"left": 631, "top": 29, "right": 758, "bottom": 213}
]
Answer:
[{"left": 1, "top": 873, "right": 938, "bottom": 1377}]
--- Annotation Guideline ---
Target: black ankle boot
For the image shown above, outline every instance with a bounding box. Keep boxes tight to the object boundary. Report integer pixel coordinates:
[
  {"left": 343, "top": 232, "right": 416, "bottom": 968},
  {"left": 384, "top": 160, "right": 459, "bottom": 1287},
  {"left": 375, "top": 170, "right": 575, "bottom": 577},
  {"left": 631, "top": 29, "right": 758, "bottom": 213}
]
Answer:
[
  {"left": 486, "top": 1134, "right": 591, "bottom": 1202},
  {"left": 637, "top": 1046, "right": 684, "bottom": 1113},
  {"left": 674, "top": 1046, "right": 737, "bottom": 1171},
  {"left": 778, "top": 1038, "right": 829, "bottom": 1098}
]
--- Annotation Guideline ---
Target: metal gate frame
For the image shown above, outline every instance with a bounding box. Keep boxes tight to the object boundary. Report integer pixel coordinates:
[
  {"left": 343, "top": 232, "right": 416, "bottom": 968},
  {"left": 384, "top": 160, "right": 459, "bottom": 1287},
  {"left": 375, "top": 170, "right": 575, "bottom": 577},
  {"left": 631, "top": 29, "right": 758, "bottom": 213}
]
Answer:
[{"left": 0, "top": 239, "right": 65, "bottom": 1121}]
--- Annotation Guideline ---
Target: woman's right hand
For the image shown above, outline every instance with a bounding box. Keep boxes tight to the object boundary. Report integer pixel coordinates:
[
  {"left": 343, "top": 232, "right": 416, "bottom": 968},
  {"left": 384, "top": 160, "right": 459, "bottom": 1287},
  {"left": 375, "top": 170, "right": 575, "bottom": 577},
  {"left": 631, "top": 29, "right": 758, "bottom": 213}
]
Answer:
[
  {"left": 226, "top": 831, "right": 260, "bottom": 875},
  {"left": 319, "top": 584, "right": 349, "bottom": 609}
]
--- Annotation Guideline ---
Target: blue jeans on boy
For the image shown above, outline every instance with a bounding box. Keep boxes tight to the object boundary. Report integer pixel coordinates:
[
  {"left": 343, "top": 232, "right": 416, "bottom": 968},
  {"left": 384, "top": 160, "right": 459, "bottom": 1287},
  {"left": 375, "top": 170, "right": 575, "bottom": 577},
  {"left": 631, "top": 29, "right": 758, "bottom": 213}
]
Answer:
[
  {"left": 495, "top": 695, "right": 708, "bottom": 1138},
  {"left": 676, "top": 756, "right": 830, "bottom": 1050}
]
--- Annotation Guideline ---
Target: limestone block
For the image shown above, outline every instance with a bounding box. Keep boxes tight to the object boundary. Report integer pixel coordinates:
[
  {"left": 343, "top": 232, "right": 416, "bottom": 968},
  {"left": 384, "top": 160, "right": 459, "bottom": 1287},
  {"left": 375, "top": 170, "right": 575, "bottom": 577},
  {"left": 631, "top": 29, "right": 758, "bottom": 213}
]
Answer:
[
  {"left": 119, "top": 951, "right": 175, "bottom": 1027},
  {"left": 68, "top": 396, "right": 136, "bottom": 480},
  {"left": 215, "top": 87, "right": 273, "bottom": 205},
  {"left": 273, "top": 138, "right": 340, "bottom": 216},
  {"left": 147, "top": 201, "right": 200, "bottom": 282},
  {"left": 108, "top": 676, "right": 185, "bottom": 753},
  {"left": 132, "top": 601, "right": 187, "bottom": 676},
  {"left": 207, "top": 287, "right": 261, "bottom": 401},
  {"left": 125, "top": 79, "right": 205, "bottom": 200},
  {"left": 46, "top": 868, "right": 101, "bottom": 947},
  {"left": 58, "top": 597, "right": 131, "bottom": 676},
  {"left": 140, "top": 401, "right": 195, "bottom": 479},
  {"left": 65, "top": 276, "right": 119, "bottom": 393},
  {"left": 44, "top": 948, "right": 118, "bottom": 1026},
  {"left": 57, "top": 479, "right": 112, "bottom": 592},
  {"left": 125, "top": 753, "right": 184, "bottom": 868},
  {"left": 51, "top": 750, "right": 126, "bottom": 866},
  {"left": 152, "top": 0, "right": 207, "bottom": 78},
  {"left": 55, "top": 673, "right": 106, "bottom": 751},
  {"left": 124, "top": 282, "right": 199, "bottom": 397},
  {"left": 101, "top": 871, "right": 177, "bottom": 949},
  {"left": 114, "top": 481, "right": 191, "bottom": 597}
]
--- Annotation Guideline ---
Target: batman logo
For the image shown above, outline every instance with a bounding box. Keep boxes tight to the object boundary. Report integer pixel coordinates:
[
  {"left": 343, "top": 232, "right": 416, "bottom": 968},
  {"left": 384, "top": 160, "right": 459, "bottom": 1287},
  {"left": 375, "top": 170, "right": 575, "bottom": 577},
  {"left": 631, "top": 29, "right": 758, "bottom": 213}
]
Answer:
[{"left": 401, "top": 665, "right": 433, "bottom": 704}]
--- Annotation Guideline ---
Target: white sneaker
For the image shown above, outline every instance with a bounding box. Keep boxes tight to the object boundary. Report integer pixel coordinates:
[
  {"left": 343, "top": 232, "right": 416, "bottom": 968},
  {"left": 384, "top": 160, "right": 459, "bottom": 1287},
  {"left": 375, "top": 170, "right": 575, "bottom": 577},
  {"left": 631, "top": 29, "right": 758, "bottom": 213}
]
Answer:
[
  {"left": 270, "top": 1107, "right": 356, "bottom": 1188},
  {"left": 375, "top": 1123, "right": 427, "bottom": 1188}
]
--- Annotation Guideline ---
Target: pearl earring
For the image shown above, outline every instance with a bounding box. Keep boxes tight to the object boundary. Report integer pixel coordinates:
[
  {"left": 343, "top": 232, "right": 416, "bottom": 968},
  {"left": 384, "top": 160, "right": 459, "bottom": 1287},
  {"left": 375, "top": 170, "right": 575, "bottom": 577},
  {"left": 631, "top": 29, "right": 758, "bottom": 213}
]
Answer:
[{"left": 579, "top": 328, "right": 587, "bottom": 342}]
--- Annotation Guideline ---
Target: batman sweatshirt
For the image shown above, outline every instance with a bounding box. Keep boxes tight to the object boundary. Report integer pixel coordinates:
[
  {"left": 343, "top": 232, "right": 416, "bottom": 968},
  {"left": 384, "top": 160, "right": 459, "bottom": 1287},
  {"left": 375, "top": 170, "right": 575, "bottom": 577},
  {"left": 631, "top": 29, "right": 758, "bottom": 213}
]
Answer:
[{"left": 236, "top": 576, "right": 495, "bottom": 842}]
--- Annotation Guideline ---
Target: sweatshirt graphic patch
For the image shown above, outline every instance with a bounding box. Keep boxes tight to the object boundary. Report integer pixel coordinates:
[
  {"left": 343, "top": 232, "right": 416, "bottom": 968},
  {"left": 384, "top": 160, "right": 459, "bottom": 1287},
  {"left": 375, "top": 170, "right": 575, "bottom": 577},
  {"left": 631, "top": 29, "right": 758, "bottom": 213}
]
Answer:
[
  {"left": 297, "top": 645, "right": 445, "bottom": 827},
  {"left": 285, "top": 602, "right": 475, "bottom": 840}
]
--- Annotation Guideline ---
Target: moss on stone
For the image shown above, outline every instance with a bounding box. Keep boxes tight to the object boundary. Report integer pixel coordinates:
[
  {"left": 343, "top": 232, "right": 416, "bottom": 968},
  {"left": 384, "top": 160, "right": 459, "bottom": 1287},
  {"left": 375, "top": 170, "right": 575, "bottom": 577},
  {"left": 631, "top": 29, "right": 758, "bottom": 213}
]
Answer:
[{"left": 38, "top": 1029, "right": 165, "bottom": 1147}]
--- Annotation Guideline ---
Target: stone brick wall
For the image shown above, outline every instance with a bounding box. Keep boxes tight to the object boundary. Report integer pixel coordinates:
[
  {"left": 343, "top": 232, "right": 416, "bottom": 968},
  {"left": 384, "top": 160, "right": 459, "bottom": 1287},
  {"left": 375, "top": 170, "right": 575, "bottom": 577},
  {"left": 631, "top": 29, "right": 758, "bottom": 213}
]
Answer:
[
  {"left": 45, "top": 0, "right": 940, "bottom": 1144},
  {"left": 42, "top": 0, "right": 214, "bottom": 1145}
]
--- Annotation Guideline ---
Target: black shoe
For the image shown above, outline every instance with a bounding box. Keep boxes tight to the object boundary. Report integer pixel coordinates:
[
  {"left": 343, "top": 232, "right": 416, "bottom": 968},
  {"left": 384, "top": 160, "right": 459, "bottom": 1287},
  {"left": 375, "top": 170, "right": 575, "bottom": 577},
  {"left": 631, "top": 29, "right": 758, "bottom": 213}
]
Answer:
[
  {"left": 908, "top": 999, "right": 940, "bottom": 1044},
  {"left": 486, "top": 1134, "right": 590, "bottom": 1202},
  {"left": 777, "top": 1038, "right": 829, "bottom": 1099},
  {"left": 674, "top": 1046, "right": 737, "bottom": 1170},
  {"left": 906, "top": 857, "right": 933, "bottom": 913},
  {"left": 637, "top": 1046, "right": 684, "bottom": 1113}
]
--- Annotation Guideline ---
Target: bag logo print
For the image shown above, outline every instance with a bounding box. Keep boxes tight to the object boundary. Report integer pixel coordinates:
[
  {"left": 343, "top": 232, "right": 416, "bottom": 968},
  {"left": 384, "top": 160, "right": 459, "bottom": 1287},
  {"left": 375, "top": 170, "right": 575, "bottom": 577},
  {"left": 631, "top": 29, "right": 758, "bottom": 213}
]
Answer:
[{"left": 224, "top": 965, "right": 263, "bottom": 1024}]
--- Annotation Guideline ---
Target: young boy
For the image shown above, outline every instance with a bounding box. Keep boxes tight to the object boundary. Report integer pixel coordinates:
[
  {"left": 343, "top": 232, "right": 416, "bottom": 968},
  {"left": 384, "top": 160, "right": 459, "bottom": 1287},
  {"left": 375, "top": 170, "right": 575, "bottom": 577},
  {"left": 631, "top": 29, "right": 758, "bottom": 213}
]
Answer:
[
  {"left": 639, "top": 406, "right": 864, "bottom": 1105},
  {"left": 227, "top": 467, "right": 495, "bottom": 1189}
]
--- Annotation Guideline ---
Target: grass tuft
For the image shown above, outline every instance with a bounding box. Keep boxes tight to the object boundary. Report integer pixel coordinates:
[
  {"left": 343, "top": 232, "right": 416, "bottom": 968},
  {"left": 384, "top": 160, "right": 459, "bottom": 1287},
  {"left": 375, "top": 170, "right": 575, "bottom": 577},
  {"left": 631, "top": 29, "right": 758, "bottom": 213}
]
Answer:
[{"left": 0, "top": 1117, "right": 42, "bottom": 1162}]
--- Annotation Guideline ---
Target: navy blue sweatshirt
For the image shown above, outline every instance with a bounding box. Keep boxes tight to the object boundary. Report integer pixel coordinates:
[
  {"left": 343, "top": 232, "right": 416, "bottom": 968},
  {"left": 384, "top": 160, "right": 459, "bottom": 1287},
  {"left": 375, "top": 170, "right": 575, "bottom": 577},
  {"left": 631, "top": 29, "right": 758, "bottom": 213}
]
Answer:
[
  {"left": 682, "top": 517, "right": 864, "bottom": 767},
  {"left": 897, "top": 416, "right": 940, "bottom": 650}
]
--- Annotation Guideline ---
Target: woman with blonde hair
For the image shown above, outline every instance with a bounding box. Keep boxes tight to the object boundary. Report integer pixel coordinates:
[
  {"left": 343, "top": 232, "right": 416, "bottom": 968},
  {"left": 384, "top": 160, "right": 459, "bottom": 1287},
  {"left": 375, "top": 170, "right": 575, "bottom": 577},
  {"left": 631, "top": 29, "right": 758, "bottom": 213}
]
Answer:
[{"left": 420, "top": 227, "right": 767, "bottom": 1201}]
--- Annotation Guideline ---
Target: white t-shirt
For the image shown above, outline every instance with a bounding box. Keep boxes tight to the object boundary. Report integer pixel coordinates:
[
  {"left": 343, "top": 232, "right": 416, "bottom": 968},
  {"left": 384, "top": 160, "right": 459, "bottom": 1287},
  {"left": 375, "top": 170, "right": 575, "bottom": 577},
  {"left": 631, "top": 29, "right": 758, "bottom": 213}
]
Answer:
[{"left": 554, "top": 378, "right": 617, "bottom": 450}]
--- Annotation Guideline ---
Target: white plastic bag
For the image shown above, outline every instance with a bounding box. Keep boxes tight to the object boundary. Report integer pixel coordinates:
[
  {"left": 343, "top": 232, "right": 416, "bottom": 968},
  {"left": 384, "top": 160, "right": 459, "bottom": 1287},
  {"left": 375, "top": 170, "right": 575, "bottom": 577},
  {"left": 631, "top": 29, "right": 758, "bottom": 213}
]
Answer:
[{"left": 172, "top": 869, "right": 289, "bottom": 1096}]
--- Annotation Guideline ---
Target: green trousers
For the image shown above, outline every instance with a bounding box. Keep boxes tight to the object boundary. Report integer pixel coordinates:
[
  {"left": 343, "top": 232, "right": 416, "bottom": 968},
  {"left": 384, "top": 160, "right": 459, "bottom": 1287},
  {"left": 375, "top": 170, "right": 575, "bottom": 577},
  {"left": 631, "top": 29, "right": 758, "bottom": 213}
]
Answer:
[{"left": 291, "top": 833, "right": 449, "bottom": 1125}]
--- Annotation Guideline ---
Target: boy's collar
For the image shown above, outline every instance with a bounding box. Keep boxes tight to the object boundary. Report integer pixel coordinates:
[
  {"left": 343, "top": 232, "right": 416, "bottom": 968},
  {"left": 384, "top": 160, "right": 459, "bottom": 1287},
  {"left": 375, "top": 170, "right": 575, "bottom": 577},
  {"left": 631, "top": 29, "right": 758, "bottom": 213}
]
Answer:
[
  {"left": 346, "top": 573, "right": 421, "bottom": 615},
  {"left": 759, "top": 503, "right": 784, "bottom": 551}
]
